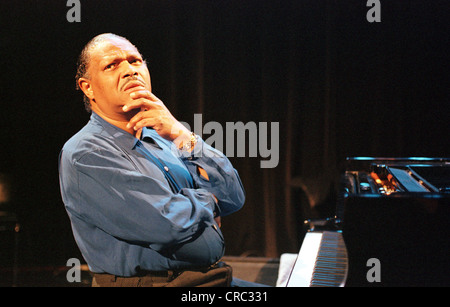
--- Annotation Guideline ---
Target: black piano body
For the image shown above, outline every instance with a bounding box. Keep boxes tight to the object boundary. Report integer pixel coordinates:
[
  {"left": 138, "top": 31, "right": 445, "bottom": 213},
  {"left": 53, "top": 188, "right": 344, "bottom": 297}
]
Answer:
[
  {"left": 290, "top": 157, "right": 450, "bottom": 287},
  {"left": 342, "top": 157, "right": 450, "bottom": 286}
]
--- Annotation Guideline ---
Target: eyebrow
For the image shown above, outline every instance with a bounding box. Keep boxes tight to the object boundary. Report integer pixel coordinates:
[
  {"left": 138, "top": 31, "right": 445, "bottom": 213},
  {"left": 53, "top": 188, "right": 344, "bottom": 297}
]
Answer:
[{"left": 98, "top": 53, "right": 142, "bottom": 68}]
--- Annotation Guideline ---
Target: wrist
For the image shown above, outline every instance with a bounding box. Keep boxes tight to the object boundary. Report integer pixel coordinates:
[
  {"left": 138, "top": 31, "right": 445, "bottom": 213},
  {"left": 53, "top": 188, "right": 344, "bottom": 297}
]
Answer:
[{"left": 177, "top": 131, "right": 198, "bottom": 152}]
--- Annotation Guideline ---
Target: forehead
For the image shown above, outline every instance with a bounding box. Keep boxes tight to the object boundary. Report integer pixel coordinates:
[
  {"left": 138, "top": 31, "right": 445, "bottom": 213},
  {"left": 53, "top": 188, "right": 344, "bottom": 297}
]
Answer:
[{"left": 89, "top": 38, "right": 142, "bottom": 64}]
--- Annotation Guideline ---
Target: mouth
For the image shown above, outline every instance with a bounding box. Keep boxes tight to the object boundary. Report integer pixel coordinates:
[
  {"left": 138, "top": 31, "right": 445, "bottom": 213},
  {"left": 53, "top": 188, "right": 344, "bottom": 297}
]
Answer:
[{"left": 121, "top": 79, "right": 147, "bottom": 92}]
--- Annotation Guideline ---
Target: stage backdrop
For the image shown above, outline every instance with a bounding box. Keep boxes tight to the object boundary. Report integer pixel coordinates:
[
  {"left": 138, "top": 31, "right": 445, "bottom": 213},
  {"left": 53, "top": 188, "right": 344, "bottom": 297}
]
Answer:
[{"left": 0, "top": 0, "right": 448, "bottom": 266}]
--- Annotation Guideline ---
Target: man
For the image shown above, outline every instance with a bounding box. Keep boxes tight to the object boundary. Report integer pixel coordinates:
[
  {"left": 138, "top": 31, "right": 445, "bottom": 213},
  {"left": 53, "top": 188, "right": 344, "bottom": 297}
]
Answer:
[{"left": 59, "top": 33, "right": 251, "bottom": 286}]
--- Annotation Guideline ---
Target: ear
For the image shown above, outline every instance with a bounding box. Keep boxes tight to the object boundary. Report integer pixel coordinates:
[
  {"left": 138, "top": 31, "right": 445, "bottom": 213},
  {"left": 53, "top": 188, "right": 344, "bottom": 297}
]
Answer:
[{"left": 78, "top": 78, "right": 95, "bottom": 101}]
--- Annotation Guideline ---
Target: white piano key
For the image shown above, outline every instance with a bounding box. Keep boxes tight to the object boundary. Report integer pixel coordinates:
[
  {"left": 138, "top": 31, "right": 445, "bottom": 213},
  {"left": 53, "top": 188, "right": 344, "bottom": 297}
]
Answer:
[
  {"left": 286, "top": 232, "right": 323, "bottom": 287},
  {"left": 286, "top": 231, "right": 348, "bottom": 287}
]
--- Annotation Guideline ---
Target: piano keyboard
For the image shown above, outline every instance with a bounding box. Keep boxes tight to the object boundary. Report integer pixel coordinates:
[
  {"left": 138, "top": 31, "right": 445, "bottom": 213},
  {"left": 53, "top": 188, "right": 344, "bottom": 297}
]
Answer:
[{"left": 286, "top": 231, "right": 348, "bottom": 287}]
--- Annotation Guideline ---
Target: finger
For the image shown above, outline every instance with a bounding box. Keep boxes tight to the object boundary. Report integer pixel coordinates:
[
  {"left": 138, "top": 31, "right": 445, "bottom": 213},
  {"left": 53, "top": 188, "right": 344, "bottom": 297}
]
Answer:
[
  {"left": 122, "top": 98, "right": 155, "bottom": 112},
  {"left": 126, "top": 111, "right": 145, "bottom": 129},
  {"left": 148, "top": 91, "right": 160, "bottom": 101},
  {"left": 127, "top": 110, "right": 160, "bottom": 130},
  {"left": 129, "top": 90, "right": 152, "bottom": 100},
  {"left": 123, "top": 92, "right": 163, "bottom": 112},
  {"left": 129, "top": 90, "right": 161, "bottom": 103},
  {"left": 132, "top": 117, "right": 157, "bottom": 131},
  {"left": 135, "top": 127, "right": 143, "bottom": 140}
]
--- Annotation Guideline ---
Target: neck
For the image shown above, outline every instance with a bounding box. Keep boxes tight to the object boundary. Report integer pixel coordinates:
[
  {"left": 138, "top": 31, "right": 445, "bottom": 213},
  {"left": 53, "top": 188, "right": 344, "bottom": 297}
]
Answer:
[{"left": 91, "top": 105, "right": 138, "bottom": 137}]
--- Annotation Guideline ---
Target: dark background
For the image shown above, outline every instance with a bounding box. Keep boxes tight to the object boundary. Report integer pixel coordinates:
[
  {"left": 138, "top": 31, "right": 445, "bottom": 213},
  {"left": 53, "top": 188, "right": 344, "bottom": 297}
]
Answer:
[{"left": 0, "top": 0, "right": 448, "bottom": 268}]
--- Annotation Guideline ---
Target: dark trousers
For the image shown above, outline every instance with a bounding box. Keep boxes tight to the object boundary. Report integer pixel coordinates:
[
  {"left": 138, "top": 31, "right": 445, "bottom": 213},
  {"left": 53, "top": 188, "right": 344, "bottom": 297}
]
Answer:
[{"left": 92, "top": 262, "right": 233, "bottom": 287}]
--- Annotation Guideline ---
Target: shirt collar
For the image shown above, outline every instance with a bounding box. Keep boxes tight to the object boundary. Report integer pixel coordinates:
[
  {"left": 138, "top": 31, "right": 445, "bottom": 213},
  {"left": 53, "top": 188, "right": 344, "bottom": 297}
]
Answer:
[
  {"left": 90, "top": 112, "right": 162, "bottom": 150},
  {"left": 140, "top": 128, "right": 163, "bottom": 149}
]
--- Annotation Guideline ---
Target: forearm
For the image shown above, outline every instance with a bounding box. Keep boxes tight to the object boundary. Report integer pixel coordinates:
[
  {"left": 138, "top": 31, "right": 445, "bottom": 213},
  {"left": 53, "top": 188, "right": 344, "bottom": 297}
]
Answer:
[
  {"left": 181, "top": 138, "right": 246, "bottom": 217},
  {"left": 66, "top": 149, "right": 218, "bottom": 250}
]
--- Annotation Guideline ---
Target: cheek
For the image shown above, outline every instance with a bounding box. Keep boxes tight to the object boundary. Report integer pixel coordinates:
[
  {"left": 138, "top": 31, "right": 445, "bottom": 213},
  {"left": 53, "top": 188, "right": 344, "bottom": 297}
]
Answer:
[{"left": 92, "top": 79, "right": 118, "bottom": 100}]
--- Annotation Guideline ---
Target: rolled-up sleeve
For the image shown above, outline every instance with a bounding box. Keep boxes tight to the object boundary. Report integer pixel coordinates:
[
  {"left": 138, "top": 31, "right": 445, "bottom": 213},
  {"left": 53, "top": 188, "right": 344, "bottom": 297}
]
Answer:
[
  {"left": 180, "top": 138, "right": 246, "bottom": 217},
  {"left": 62, "top": 148, "right": 218, "bottom": 252}
]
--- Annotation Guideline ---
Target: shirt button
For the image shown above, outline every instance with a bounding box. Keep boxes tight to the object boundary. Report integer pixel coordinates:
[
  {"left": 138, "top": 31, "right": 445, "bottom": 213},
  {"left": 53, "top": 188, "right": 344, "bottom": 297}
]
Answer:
[{"left": 164, "top": 166, "right": 169, "bottom": 172}]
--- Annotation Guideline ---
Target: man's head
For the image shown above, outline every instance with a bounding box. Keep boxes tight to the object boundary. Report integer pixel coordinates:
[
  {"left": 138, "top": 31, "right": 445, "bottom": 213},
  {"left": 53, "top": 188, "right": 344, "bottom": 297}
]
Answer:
[{"left": 75, "top": 33, "right": 151, "bottom": 119}]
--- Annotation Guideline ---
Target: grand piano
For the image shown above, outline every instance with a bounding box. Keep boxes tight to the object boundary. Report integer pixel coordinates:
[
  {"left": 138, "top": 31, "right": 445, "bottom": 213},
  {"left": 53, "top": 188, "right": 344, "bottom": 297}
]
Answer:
[{"left": 286, "top": 157, "right": 450, "bottom": 287}]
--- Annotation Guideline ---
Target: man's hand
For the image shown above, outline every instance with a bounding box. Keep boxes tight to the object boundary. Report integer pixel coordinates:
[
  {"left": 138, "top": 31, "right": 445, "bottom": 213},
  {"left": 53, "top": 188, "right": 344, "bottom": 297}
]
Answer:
[
  {"left": 123, "top": 90, "right": 191, "bottom": 145},
  {"left": 124, "top": 90, "right": 223, "bottom": 227}
]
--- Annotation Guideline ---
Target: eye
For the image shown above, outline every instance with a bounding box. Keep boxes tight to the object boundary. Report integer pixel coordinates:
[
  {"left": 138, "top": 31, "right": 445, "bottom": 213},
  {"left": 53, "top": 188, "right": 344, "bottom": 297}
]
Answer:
[
  {"left": 130, "top": 58, "right": 143, "bottom": 65},
  {"left": 104, "top": 62, "right": 117, "bottom": 70}
]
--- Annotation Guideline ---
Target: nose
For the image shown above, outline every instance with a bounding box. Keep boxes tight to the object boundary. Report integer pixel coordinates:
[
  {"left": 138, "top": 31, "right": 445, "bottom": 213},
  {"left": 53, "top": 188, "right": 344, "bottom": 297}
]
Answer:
[{"left": 122, "top": 61, "right": 139, "bottom": 79}]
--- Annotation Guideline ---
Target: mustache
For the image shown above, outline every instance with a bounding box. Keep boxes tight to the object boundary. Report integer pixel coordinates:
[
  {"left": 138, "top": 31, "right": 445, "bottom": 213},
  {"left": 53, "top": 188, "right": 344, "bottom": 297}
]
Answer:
[{"left": 120, "top": 76, "right": 147, "bottom": 91}]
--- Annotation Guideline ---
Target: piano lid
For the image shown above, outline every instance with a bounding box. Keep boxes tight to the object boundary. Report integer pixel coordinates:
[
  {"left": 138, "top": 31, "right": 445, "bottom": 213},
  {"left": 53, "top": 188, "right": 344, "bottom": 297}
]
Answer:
[{"left": 343, "top": 157, "right": 450, "bottom": 195}]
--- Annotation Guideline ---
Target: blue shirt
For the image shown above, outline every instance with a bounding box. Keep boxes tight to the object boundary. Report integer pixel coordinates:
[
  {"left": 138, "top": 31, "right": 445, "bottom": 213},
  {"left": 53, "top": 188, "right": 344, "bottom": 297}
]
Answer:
[{"left": 58, "top": 112, "right": 245, "bottom": 276}]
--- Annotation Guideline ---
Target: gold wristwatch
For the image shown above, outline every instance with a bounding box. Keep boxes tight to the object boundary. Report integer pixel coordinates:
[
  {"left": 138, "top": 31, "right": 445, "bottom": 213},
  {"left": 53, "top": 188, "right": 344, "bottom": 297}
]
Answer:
[{"left": 178, "top": 132, "right": 198, "bottom": 152}]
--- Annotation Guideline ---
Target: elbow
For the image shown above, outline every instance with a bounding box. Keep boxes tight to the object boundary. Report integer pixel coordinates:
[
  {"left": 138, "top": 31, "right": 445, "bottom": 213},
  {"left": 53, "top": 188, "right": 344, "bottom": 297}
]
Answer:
[
  {"left": 219, "top": 181, "right": 245, "bottom": 217},
  {"left": 234, "top": 170, "right": 246, "bottom": 211},
  {"left": 222, "top": 170, "right": 245, "bottom": 215},
  {"left": 235, "top": 187, "right": 245, "bottom": 211}
]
